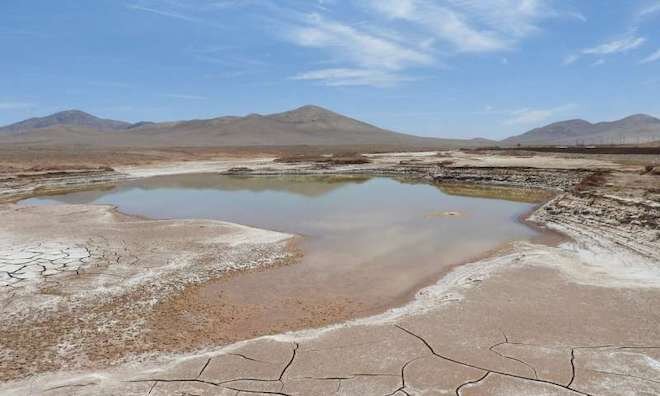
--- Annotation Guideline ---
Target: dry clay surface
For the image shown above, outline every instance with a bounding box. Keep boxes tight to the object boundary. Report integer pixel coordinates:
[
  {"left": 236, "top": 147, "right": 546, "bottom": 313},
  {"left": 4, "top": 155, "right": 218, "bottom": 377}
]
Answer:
[
  {"left": 0, "top": 204, "right": 290, "bottom": 300},
  {"left": 0, "top": 153, "right": 659, "bottom": 395},
  {"left": 3, "top": 196, "right": 660, "bottom": 394},
  {"left": 4, "top": 220, "right": 659, "bottom": 396},
  {"left": 0, "top": 204, "right": 293, "bottom": 382}
]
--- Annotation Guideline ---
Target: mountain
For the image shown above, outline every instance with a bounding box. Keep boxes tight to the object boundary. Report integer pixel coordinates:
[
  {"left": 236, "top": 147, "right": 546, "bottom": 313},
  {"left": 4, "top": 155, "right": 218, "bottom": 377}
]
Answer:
[
  {"left": 125, "top": 121, "right": 156, "bottom": 129},
  {"left": 0, "top": 105, "right": 487, "bottom": 149},
  {"left": 128, "top": 105, "right": 452, "bottom": 147},
  {"left": 0, "top": 110, "right": 131, "bottom": 135},
  {"left": 502, "top": 114, "right": 660, "bottom": 146}
]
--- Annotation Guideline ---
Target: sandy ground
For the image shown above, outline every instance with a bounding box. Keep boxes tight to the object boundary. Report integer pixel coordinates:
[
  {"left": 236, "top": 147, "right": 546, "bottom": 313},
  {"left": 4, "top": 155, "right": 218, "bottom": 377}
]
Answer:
[{"left": 0, "top": 150, "right": 658, "bottom": 395}]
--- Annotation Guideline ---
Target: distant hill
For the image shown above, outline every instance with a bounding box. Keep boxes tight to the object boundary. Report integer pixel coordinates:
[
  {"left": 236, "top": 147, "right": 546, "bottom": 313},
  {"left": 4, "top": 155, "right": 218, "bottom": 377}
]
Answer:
[
  {"left": 0, "top": 105, "right": 487, "bottom": 149},
  {"left": 127, "top": 105, "right": 455, "bottom": 147},
  {"left": 502, "top": 114, "right": 660, "bottom": 146},
  {"left": 0, "top": 110, "right": 131, "bottom": 135}
]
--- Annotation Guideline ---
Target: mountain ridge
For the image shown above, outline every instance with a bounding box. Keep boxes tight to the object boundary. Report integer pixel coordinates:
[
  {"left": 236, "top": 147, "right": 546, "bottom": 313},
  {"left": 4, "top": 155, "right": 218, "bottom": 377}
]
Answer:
[
  {"left": 3, "top": 107, "right": 658, "bottom": 148},
  {"left": 0, "top": 110, "right": 131, "bottom": 135},
  {"left": 502, "top": 113, "right": 660, "bottom": 146},
  {"left": 0, "top": 105, "right": 486, "bottom": 148}
]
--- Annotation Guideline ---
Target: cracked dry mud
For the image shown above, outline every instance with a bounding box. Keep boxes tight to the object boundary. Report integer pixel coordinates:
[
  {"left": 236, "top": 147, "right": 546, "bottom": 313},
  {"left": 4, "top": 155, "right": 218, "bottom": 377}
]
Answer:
[
  {"left": 0, "top": 204, "right": 294, "bottom": 381},
  {"left": 0, "top": 151, "right": 659, "bottom": 395},
  {"left": 0, "top": 242, "right": 91, "bottom": 288}
]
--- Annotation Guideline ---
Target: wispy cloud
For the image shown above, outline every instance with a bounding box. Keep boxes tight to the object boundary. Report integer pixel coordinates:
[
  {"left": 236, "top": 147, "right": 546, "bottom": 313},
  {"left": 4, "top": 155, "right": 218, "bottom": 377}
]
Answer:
[
  {"left": 565, "top": 10, "right": 587, "bottom": 22},
  {"left": 287, "top": 13, "right": 432, "bottom": 71},
  {"left": 640, "top": 49, "right": 660, "bottom": 64},
  {"left": 367, "top": 1, "right": 509, "bottom": 52},
  {"left": 582, "top": 35, "right": 646, "bottom": 55},
  {"left": 638, "top": 1, "right": 660, "bottom": 19},
  {"left": 562, "top": 54, "right": 579, "bottom": 65},
  {"left": 562, "top": 1, "right": 657, "bottom": 67},
  {"left": 126, "top": 4, "right": 201, "bottom": 23},
  {"left": 163, "top": 93, "right": 207, "bottom": 100},
  {"left": 565, "top": 34, "right": 647, "bottom": 65},
  {"left": 125, "top": 1, "right": 577, "bottom": 88},
  {"left": 282, "top": 1, "right": 575, "bottom": 87},
  {"left": 125, "top": 0, "right": 251, "bottom": 25},
  {"left": 292, "top": 68, "right": 409, "bottom": 87},
  {"left": 284, "top": 12, "right": 432, "bottom": 87},
  {"left": 503, "top": 104, "right": 576, "bottom": 126},
  {"left": 365, "top": 0, "right": 570, "bottom": 53}
]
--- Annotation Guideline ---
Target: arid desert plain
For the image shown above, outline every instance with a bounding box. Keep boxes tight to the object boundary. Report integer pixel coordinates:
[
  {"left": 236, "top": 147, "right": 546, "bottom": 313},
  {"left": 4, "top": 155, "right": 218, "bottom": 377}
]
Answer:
[
  {"left": 3, "top": 2, "right": 660, "bottom": 394},
  {"left": 0, "top": 145, "right": 658, "bottom": 396}
]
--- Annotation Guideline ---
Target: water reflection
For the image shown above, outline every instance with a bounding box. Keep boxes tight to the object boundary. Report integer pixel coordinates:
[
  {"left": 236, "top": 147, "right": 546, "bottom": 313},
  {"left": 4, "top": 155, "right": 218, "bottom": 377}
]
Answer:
[{"left": 22, "top": 175, "right": 539, "bottom": 311}]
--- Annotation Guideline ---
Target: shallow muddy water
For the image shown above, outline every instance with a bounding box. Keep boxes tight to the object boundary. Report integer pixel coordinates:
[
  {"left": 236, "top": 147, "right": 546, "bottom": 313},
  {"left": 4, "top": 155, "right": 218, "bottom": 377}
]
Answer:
[{"left": 23, "top": 174, "right": 540, "bottom": 338}]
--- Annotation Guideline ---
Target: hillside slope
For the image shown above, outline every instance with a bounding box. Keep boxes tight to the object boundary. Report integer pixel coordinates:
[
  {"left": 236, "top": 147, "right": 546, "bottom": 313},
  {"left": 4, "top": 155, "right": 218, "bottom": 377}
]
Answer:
[
  {"left": 0, "top": 105, "right": 486, "bottom": 149},
  {"left": 0, "top": 110, "right": 130, "bottom": 135},
  {"left": 502, "top": 114, "right": 660, "bottom": 146}
]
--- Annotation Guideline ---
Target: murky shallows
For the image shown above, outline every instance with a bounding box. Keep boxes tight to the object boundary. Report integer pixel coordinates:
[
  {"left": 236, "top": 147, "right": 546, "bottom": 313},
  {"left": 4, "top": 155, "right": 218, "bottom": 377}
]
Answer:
[{"left": 23, "top": 174, "right": 539, "bottom": 317}]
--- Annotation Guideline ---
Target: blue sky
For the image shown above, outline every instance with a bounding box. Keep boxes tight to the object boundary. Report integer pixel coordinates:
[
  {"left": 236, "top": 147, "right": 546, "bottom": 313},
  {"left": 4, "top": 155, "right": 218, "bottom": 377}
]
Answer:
[{"left": 1, "top": 0, "right": 659, "bottom": 139}]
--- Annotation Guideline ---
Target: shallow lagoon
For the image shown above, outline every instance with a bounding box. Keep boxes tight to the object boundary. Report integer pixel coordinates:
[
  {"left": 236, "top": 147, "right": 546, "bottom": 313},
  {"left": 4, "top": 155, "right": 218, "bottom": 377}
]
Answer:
[{"left": 23, "top": 174, "right": 540, "bottom": 318}]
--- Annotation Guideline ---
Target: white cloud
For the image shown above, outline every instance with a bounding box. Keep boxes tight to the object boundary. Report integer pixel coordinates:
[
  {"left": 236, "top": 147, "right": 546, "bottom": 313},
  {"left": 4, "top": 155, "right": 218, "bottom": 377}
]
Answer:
[
  {"left": 125, "top": 0, "right": 250, "bottom": 25},
  {"left": 129, "top": 0, "right": 576, "bottom": 88},
  {"left": 503, "top": 104, "right": 575, "bottom": 126},
  {"left": 285, "top": 1, "right": 574, "bottom": 87},
  {"left": 366, "top": 0, "right": 561, "bottom": 53},
  {"left": 287, "top": 13, "right": 432, "bottom": 71},
  {"left": 565, "top": 10, "right": 587, "bottom": 22},
  {"left": 591, "top": 58, "right": 605, "bottom": 67},
  {"left": 638, "top": 2, "right": 660, "bottom": 19},
  {"left": 640, "top": 49, "right": 660, "bottom": 64},
  {"left": 292, "top": 68, "right": 408, "bottom": 87},
  {"left": 582, "top": 36, "right": 646, "bottom": 55},
  {"left": 443, "top": 0, "right": 554, "bottom": 37},
  {"left": 126, "top": 4, "right": 201, "bottom": 23},
  {"left": 367, "top": 1, "right": 508, "bottom": 52},
  {"left": 285, "top": 13, "right": 433, "bottom": 87},
  {"left": 562, "top": 54, "right": 579, "bottom": 65},
  {"left": 369, "top": 0, "right": 416, "bottom": 19}
]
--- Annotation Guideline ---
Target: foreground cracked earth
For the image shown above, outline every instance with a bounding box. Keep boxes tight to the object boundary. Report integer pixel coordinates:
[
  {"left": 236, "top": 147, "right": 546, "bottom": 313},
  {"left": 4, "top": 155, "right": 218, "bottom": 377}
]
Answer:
[
  {"left": 0, "top": 152, "right": 658, "bottom": 395},
  {"left": 0, "top": 242, "right": 91, "bottom": 288},
  {"left": 6, "top": 232, "right": 659, "bottom": 395},
  {"left": 30, "top": 319, "right": 660, "bottom": 395}
]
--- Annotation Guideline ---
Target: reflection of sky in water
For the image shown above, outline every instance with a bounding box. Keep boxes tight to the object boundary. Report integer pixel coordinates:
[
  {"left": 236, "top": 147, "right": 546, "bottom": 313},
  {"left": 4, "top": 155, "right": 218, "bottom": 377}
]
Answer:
[{"left": 22, "top": 175, "right": 538, "bottom": 283}]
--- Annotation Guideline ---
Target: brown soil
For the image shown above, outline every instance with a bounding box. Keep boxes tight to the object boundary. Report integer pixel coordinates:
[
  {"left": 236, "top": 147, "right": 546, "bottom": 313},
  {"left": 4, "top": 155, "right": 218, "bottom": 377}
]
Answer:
[
  {"left": 2, "top": 150, "right": 657, "bottom": 395},
  {"left": 144, "top": 225, "right": 553, "bottom": 362},
  {"left": 273, "top": 153, "right": 371, "bottom": 165}
]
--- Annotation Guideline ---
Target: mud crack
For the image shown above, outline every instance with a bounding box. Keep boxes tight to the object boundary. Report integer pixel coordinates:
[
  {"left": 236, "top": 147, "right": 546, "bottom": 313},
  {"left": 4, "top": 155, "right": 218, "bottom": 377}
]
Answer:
[{"left": 394, "top": 324, "right": 592, "bottom": 396}]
